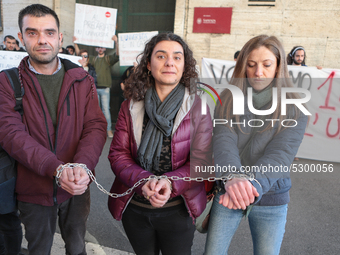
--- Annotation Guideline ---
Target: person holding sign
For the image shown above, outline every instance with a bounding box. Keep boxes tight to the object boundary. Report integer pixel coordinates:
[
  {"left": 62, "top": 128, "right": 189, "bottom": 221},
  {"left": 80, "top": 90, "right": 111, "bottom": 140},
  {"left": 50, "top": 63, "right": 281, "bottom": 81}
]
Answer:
[
  {"left": 107, "top": 33, "right": 213, "bottom": 255},
  {"left": 204, "top": 35, "right": 308, "bottom": 255},
  {"left": 73, "top": 35, "right": 119, "bottom": 138},
  {"left": 0, "top": 4, "right": 107, "bottom": 254},
  {"left": 287, "top": 46, "right": 322, "bottom": 69}
]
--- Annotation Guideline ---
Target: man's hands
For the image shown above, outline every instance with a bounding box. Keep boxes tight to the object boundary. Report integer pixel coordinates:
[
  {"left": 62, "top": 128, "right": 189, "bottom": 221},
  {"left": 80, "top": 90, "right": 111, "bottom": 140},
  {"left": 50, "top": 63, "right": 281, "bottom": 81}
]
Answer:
[
  {"left": 141, "top": 178, "right": 172, "bottom": 208},
  {"left": 57, "top": 165, "right": 90, "bottom": 195},
  {"left": 219, "top": 178, "right": 259, "bottom": 210}
]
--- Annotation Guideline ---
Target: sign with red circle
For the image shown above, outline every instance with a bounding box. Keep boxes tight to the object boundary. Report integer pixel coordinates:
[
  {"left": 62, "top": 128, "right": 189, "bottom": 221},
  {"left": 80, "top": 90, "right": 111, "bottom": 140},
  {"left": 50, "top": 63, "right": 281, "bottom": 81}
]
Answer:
[{"left": 105, "top": 12, "right": 111, "bottom": 18}]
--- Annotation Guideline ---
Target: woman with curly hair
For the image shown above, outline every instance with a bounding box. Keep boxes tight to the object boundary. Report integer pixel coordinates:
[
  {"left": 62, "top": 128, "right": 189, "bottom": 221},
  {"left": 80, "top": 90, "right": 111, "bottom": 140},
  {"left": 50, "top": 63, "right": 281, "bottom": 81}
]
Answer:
[
  {"left": 204, "top": 35, "right": 308, "bottom": 255},
  {"left": 107, "top": 33, "right": 213, "bottom": 255}
]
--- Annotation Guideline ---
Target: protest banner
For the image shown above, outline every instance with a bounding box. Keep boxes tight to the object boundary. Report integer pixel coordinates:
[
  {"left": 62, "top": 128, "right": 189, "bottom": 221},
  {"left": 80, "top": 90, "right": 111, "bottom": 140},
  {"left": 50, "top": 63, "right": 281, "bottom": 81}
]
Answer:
[
  {"left": 201, "top": 58, "right": 340, "bottom": 163},
  {"left": 58, "top": 54, "right": 82, "bottom": 66},
  {"left": 118, "top": 31, "right": 158, "bottom": 66},
  {"left": 74, "top": 3, "right": 117, "bottom": 48},
  {"left": 0, "top": 51, "right": 27, "bottom": 71},
  {"left": 0, "top": 51, "right": 81, "bottom": 72}
]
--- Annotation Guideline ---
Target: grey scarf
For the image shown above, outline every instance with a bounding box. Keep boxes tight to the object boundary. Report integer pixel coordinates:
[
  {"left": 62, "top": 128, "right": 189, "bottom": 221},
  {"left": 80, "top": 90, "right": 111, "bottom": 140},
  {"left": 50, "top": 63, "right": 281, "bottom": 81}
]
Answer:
[{"left": 138, "top": 84, "right": 185, "bottom": 172}]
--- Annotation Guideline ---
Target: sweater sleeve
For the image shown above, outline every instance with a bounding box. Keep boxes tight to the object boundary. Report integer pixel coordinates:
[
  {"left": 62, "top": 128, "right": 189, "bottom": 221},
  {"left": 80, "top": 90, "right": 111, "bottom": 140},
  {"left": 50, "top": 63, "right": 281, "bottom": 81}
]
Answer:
[
  {"left": 108, "top": 53, "right": 119, "bottom": 66},
  {"left": 250, "top": 113, "right": 308, "bottom": 200},
  {"left": 213, "top": 112, "right": 308, "bottom": 203}
]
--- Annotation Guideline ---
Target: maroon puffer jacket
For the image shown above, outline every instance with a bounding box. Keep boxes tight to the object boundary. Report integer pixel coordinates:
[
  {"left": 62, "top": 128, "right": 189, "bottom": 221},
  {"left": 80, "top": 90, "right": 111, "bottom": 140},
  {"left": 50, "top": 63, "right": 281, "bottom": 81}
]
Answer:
[
  {"left": 0, "top": 57, "right": 107, "bottom": 206},
  {"left": 108, "top": 93, "right": 213, "bottom": 221}
]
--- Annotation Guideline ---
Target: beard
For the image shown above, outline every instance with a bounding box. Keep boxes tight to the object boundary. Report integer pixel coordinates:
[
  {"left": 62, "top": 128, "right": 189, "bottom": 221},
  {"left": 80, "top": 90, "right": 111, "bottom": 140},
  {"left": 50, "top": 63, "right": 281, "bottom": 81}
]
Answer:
[
  {"left": 293, "top": 58, "right": 303, "bottom": 65},
  {"left": 23, "top": 41, "right": 60, "bottom": 65}
]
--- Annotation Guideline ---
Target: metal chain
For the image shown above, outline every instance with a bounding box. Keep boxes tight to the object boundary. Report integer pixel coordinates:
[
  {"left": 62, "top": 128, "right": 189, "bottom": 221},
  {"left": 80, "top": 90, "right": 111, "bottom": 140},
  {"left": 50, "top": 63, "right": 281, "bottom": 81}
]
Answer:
[{"left": 55, "top": 163, "right": 257, "bottom": 198}]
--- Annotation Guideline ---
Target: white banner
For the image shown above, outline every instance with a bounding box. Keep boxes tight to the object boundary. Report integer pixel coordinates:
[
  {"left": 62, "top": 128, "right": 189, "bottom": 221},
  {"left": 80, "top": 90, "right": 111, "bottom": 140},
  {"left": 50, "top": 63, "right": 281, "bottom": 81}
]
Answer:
[
  {"left": 0, "top": 51, "right": 28, "bottom": 71},
  {"left": 0, "top": 51, "right": 81, "bottom": 71},
  {"left": 201, "top": 58, "right": 340, "bottom": 163},
  {"left": 118, "top": 31, "right": 158, "bottom": 66},
  {"left": 74, "top": 4, "right": 117, "bottom": 48},
  {"left": 58, "top": 54, "right": 82, "bottom": 66}
]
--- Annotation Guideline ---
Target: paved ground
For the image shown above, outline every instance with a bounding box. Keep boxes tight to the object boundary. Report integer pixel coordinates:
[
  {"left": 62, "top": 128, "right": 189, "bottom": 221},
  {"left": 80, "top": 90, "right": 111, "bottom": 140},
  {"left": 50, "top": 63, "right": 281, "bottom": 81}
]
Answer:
[{"left": 21, "top": 139, "right": 340, "bottom": 254}]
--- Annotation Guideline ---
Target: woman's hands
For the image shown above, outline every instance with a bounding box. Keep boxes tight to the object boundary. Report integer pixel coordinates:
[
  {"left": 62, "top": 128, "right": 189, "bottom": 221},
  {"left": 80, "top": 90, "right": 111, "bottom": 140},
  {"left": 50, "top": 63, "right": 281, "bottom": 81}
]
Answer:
[
  {"left": 141, "top": 178, "right": 172, "bottom": 208},
  {"left": 219, "top": 178, "right": 259, "bottom": 210}
]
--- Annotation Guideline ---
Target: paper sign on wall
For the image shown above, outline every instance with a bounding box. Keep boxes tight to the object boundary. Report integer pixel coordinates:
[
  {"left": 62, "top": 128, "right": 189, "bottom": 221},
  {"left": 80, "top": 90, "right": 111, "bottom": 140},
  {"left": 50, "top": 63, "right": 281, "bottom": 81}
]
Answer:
[{"left": 74, "top": 3, "right": 117, "bottom": 48}]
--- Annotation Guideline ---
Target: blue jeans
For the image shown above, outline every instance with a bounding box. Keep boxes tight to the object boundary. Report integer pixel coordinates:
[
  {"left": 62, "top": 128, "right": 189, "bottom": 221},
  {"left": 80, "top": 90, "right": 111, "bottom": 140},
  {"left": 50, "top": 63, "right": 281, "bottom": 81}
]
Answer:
[
  {"left": 97, "top": 88, "right": 111, "bottom": 131},
  {"left": 205, "top": 192, "right": 288, "bottom": 255}
]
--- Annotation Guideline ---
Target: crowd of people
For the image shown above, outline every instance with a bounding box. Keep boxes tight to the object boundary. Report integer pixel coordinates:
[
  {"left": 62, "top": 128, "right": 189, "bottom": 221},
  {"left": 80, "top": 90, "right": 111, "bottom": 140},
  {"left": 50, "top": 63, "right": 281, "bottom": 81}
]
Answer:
[{"left": 0, "top": 3, "right": 313, "bottom": 255}]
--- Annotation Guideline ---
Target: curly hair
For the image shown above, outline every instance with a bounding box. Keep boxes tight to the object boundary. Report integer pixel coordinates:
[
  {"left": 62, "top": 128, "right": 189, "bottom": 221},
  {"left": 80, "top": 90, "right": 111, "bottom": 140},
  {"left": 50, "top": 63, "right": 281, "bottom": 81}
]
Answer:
[{"left": 123, "top": 33, "right": 198, "bottom": 101}]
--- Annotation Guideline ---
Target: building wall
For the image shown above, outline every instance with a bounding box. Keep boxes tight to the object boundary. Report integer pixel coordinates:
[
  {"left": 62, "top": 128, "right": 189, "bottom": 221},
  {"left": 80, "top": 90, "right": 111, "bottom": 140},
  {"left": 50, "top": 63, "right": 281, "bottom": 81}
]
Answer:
[
  {"left": 1, "top": 0, "right": 338, "bottom": 69},
  {"left": 0, "top": 0, "right": 75, "bottom": 49},
  {"left": 174, "top": 0, "right": 340, "bottom": 69}
]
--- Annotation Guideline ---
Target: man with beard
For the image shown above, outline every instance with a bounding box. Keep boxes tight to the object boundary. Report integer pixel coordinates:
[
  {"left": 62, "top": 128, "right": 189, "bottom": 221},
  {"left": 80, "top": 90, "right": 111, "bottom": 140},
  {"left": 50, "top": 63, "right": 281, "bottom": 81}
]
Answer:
[
  {"left": 287, "top": 46, "right": 322, "bottom": 69},
  {"left": 0, "top": 4, "right": 107, "bottom": 254},
  {"left": 287, "top": 46, "right": 307, "bottom": 66},
  {"left": 2, "top": 35, "right": 17, "bottom": 51}
]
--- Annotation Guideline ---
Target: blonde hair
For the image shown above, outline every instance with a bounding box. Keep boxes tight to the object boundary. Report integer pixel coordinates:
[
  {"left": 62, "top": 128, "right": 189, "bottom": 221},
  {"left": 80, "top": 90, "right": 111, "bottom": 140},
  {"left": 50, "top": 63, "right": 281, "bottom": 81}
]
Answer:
[{"left": 215, "top": 35, "right": 301, "bottom": 133}]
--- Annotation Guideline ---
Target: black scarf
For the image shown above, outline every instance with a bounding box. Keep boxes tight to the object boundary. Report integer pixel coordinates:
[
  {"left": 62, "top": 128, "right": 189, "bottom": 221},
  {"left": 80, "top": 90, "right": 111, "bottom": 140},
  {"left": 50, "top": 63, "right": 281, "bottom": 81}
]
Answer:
[{"left": 138, "top": 84, "right": 185, "bottom": 172}]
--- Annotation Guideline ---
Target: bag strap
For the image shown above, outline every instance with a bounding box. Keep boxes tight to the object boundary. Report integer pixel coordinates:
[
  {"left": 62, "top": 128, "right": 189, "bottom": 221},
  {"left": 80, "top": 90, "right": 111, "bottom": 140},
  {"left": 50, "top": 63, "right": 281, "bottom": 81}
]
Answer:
[{"left": 3, "top": 68, "right": 24, "bottom": 116}]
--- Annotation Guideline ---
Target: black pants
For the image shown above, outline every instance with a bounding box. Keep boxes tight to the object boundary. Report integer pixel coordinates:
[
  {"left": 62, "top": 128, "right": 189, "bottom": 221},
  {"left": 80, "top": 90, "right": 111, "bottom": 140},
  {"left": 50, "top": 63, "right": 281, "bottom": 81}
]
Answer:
[
  {"left": 0, "top": 211, "right": 22, "bottom": 255},
  {"left": 122, "top": 203, "right": 195, "bottom": 255},
  {"left": 18, "top": 189, "right": 90, "bottom": 255}
]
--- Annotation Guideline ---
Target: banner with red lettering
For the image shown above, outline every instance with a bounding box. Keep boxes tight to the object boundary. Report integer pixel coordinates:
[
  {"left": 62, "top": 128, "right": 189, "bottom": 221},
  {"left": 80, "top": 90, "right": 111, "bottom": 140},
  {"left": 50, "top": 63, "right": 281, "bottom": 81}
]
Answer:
[{"left": 201, "top": 58, "right": 340, "bottom": 163}]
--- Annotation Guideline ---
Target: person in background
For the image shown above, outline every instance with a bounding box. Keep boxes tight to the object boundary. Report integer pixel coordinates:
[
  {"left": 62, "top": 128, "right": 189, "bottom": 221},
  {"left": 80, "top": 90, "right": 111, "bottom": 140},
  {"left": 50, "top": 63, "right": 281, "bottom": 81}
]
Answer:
[
  {"left": 78, "top": 49, "right": 97, "bottom": 87},
  {"left": 66, "top": 45, "right": 75, "bottom": 55},
  {"left": 287, "top": 46, "right": 322, "bottom": 69},
  {"left": 0, "top": 35, "right": 25, "bottom": 255},
  {"left": 15, "top": 39, "right": 26, "bottom": 52},
  {"left": 234, "top": 50, "right": 240, "bottom": 61},
  {"left": 107, "top": 33, "right": 212, "bottom": 255},
  {"left": 73, "top": 35, "right": 119, "bottom": 138},
  {"left": 0, "top": 4, "right": 107, "bottom": 254},
  {"left": 119, "top": 65, "right": 135, "bottom": 92},
  {"left": 58, "top": 37, "right": 68, "bottom": 54},
  {"left": 205, "top": 35, "right": 308, "bottom": 255},
  {"left": 2, "top": 35, "right": 17, "bottom": 51}
]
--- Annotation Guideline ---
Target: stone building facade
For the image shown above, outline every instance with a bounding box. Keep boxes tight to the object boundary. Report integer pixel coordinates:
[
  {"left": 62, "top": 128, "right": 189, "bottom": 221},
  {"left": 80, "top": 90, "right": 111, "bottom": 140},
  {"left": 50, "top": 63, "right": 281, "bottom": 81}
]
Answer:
[
  {"left": 1, "top": 0, "right": 339, "bottom": 68},
  {"left": 174, "top": 0, "right": 340, "bottom": 68}
]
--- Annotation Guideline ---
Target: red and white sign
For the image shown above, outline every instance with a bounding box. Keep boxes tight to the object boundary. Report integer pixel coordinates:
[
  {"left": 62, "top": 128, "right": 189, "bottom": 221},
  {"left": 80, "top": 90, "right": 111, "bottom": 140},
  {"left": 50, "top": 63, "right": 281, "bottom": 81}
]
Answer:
[
  {"left": 193, "top": 7, "right": 233, "bottom": 34},
  {"left": 74, "top": 4, "right": 117, "bottom": 48}
]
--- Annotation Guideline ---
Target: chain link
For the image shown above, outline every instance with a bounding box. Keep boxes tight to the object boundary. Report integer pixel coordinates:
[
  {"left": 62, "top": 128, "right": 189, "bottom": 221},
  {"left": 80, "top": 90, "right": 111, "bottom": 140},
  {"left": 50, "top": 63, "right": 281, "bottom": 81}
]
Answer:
[{"left": 55, "top": 163, "right": 257, "bottom": 198}]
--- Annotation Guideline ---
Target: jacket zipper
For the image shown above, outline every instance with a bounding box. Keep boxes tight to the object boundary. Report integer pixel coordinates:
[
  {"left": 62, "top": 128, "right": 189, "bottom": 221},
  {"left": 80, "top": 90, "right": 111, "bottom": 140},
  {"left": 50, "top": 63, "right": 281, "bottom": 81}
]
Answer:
[
  {"left": 27, "top": 67, "right": 87, "bottom": 205},
  {"left": 52, "top": 77, "right": 86, "bottom": 205}
]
